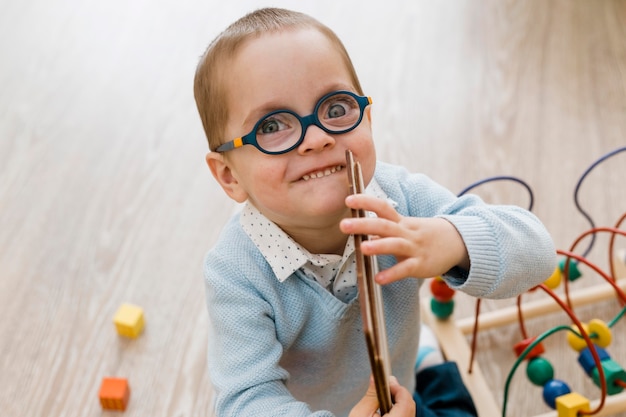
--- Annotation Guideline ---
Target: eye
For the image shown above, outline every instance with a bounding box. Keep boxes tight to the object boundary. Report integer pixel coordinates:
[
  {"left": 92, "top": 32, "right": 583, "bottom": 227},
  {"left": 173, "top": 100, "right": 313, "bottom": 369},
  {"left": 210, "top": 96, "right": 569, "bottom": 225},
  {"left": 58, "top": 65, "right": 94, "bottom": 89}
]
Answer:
[
  {"left": 260, "top": 119, "right": 281, "bottom": 134},
  {"left": 319, "top": 94, "right": 359, "bottom": 122},
  {"left": 257, "top": 115, "right": 290, "bottom": 135},
  {"left": 327, "top": 103, "right": 348, "bottom": 118}
]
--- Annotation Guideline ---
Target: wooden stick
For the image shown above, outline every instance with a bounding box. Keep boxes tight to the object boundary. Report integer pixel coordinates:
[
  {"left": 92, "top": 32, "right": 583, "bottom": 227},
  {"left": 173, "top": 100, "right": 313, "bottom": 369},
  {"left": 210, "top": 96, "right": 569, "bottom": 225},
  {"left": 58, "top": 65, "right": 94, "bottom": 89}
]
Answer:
[
  {"left": 456, "top": 278, "right": 626, "bottom": 334},
  {"left": 347, "top": 150, "right": 393, "bottom": 413}
]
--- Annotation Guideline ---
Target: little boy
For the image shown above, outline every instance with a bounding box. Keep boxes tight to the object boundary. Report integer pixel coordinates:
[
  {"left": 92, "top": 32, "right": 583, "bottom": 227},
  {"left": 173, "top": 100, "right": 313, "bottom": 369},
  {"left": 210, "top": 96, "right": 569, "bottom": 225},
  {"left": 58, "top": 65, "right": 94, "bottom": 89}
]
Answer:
[{"left": 193, "top": 7, "right": 555, "bottom": 417}]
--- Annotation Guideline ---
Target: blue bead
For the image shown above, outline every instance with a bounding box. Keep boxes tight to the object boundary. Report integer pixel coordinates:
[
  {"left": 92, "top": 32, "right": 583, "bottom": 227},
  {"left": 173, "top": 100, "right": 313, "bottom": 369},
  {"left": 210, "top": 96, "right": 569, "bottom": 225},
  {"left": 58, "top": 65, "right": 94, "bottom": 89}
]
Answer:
[
  {"left": 578, "top": 344, "right": 610, "bottom": 376},
  {"left": 543, "top": 379, "right": 571, "bottom": 409}
]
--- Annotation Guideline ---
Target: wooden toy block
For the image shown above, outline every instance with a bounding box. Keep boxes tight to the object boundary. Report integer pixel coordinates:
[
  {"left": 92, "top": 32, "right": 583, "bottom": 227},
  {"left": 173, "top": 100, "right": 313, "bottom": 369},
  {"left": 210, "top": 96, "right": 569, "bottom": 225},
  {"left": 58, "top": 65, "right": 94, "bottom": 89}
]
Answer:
[
  {"left": 555, "top": 392, "right": 590, "bottom": 417},
  {"left": 113, "top": 303, "right": 144, "bottom": 338},
  {"left": 99, "top": 377, "right": 130, "bottom": 411}
]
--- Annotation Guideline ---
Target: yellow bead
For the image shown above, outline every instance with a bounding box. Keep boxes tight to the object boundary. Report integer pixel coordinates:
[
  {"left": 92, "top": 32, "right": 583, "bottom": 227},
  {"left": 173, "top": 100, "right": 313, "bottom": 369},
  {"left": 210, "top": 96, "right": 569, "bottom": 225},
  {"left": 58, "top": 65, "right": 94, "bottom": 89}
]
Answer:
[
  {"left": 556, "top": 392, "right": 590, "bottom": 417},
  {"left": 113, "top": 303, "right": 145, "bottom": 338},
  {"left": 544, "top": 267, "right": 562, "bottom": 289},
  {"left": 567, "top": 323, "right": 589, "bottom": 352},
  {"left": 588, "top": 318, "right": 612, "bottom": 348}
]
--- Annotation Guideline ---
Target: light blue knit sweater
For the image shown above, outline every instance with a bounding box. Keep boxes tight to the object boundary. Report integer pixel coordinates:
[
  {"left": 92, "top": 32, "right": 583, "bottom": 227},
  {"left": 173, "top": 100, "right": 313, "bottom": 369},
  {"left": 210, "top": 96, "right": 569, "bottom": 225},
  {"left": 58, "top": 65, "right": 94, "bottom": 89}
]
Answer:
[{"left": 204, "top": 161, "right": 556, "bottom": 417}]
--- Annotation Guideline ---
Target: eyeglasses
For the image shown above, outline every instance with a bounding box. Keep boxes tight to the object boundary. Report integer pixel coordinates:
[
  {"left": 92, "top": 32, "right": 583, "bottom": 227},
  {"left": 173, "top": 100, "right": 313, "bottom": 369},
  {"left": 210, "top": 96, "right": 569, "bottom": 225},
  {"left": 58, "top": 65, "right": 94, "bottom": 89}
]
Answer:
[{"left": 215, "top": 90, "right": 372, "bottom": 155}]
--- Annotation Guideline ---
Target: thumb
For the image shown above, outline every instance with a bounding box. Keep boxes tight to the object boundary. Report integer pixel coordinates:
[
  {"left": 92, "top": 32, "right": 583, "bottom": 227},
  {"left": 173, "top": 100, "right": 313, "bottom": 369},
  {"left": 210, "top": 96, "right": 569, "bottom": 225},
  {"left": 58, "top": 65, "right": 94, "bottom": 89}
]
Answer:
[{"left": 349, "top": 377, "right": 380, "bottom": 417}]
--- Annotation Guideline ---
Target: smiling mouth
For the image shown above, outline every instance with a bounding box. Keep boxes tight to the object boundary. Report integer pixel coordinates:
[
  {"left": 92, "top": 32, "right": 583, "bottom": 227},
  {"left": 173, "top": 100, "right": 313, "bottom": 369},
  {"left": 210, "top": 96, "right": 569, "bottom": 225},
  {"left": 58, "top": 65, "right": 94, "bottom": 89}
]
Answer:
[{"left": 301, "top": 165, "right": 344, "bottom": 181}]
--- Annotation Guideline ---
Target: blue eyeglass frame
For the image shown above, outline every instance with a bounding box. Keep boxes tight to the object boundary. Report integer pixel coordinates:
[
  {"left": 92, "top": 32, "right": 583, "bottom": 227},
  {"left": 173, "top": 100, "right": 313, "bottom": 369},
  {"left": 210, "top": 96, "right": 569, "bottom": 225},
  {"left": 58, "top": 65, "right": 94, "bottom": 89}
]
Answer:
[{"left": 215, "top": 90, "right": 372, "bottom": 155}]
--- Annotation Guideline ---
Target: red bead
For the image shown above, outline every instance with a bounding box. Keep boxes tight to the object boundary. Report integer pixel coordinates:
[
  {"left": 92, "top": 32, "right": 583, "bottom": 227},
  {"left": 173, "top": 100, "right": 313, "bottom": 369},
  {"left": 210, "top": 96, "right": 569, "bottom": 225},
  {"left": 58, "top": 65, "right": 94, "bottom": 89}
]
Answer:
[
  {"left": 430, "top": 277, "right": 455, "bottom": 302},
  {"left": 513, "top": 337, "right": 545, "bottom": 360}
]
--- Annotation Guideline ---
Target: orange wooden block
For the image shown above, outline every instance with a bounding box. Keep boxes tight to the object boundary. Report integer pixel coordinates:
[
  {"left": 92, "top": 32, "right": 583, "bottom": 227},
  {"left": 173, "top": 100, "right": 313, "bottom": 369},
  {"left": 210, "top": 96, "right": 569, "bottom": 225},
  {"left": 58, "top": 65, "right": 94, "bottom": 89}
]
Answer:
[{"left": 99, "top": 377, "right": 130, "bottom": 411}]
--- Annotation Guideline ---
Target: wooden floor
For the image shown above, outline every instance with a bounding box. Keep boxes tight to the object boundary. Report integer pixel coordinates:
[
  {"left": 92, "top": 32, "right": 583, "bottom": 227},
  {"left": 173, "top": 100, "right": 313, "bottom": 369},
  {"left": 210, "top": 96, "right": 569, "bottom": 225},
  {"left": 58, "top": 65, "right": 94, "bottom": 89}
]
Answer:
[{"left": 1, "top": 0, "right": 625, "bottom": 416}]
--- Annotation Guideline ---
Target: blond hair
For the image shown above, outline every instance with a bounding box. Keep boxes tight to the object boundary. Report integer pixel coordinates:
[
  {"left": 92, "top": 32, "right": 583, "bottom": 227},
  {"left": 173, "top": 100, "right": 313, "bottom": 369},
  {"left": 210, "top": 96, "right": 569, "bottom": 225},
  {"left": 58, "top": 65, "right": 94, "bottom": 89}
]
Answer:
[{"left": 193, "top": 8, "right": 364, "bottom": 151}]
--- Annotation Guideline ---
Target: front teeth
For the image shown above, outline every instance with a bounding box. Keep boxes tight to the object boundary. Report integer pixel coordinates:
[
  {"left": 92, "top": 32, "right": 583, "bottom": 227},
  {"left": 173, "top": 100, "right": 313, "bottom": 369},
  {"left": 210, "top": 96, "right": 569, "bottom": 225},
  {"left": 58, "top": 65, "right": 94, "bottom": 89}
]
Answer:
[{"left": 302, "top": 165, "right": 343, "bottom": 181}]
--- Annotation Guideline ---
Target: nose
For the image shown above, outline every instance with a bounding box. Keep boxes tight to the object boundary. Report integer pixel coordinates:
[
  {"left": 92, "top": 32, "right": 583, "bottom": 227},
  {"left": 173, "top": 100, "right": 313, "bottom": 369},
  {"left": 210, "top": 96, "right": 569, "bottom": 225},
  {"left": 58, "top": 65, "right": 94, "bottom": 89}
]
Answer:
[{"left": 297, "top": 123, "right": 336, "bottom": 154}]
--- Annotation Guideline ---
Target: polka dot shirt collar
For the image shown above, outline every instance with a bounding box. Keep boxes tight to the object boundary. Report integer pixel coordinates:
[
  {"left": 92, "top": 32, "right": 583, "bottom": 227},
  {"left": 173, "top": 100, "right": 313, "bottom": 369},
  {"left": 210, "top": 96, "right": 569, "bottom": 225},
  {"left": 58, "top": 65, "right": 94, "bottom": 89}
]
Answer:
[
  {"left": 240, "top": 204, "right": 307, "bottom": 282},
  {"left": 239, "top": 178, "right": 392, "bottom": 285}
]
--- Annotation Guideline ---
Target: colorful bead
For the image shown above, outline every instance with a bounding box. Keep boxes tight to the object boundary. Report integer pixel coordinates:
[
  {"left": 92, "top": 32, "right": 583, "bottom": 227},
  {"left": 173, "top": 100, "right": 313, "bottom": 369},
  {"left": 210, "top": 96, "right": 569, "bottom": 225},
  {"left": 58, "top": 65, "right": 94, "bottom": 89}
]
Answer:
[
  {"left": 430, "top": 298, "right": 454, "bottom": 320},
  {"left": 591, "top": 359, "right": 626, "bottom": 395},
  {"left": 559, "top": 258, "right": 582, "bottom": 281},
  {"left": 430, "top": 276, "right": 455, "bottom": 302},
  {"left": 527, "top": 357, "right": 554, "bottom": 386},
  {"left": 544, "top": 267, "right": 562, "bottom": 289},
  {"left": 567, "top": 323, "right": 590, "bottom": 352},
  {"left": 578, "top": 344, "right": 610, "bottom": 376},
  {"left": 543, "top": 379, "right": 571, "bottom": 409},
  {"left": 588, "top": 319, "right": 612, "bottom": 348},
  {"left": 555, "top": 392, "right": 590, "bottom": 417},
  {"left": 514, "top": 337, "right": 545, "bottom": 360}
]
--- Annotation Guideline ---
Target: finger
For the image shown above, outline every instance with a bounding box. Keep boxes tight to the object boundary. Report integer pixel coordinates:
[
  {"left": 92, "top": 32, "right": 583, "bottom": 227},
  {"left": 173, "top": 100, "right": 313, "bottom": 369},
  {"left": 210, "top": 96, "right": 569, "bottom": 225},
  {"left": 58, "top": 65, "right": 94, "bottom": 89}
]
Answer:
[
  {"left": 384, "top": 377, "right": 416, "bottom": 416},
  {"left": 349, "top": 379, "right": 380, "bottom": 417},
  {"left": 345, "top": 194, "right": 401, "bottom": 222},
  {"left": 375, "top": 259, "right": 432, "bottom": 284},
  {"left": 340, "top": 217, "right": 404, "bottom": 239},
  {"left": 359, "top": 236, "right": 415, "bottom": 257}
]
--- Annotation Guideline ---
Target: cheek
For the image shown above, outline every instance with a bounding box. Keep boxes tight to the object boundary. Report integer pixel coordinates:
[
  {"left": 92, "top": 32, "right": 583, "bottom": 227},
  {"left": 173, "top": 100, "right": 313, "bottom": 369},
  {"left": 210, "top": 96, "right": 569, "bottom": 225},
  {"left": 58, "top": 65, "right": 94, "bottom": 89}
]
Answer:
[
  {"left": 241, "top": 159, "right": 288, "bottom": 192},
  {"left": 352, "top": 132, "right": 377, "bottom": 183}
]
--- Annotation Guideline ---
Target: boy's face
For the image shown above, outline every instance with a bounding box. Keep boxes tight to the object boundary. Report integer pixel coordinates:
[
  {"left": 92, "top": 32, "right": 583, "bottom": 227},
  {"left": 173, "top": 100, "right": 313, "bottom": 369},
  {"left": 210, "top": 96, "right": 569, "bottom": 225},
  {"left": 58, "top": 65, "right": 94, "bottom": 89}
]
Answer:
[{"left": 208, "top": 28, "right": 376, "bottom": 239}]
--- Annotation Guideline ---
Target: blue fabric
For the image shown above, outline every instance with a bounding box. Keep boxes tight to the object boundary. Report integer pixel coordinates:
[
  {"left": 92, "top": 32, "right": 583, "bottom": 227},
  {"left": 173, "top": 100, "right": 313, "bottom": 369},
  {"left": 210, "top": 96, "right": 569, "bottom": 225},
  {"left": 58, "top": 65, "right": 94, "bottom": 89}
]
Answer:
[{"left": 413, "top": 362, "right": 478, "bottom": 417}]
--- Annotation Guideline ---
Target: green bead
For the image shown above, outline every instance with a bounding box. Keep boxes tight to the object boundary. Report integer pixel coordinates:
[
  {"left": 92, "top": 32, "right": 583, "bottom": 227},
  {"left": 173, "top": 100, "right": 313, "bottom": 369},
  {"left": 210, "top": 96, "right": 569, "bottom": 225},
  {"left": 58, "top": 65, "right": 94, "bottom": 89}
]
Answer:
[
  {"left": 591, "top": 359, "right": 626, "bottom": 395},
  {"left": 430, "top": 298, "right": 454, "bottom": 320},
  {"left": 526, "top": 357, "right": 554, "bottom": 386},
  {"left": 559, "top": 258, "right": 582, "bottom": 281}
]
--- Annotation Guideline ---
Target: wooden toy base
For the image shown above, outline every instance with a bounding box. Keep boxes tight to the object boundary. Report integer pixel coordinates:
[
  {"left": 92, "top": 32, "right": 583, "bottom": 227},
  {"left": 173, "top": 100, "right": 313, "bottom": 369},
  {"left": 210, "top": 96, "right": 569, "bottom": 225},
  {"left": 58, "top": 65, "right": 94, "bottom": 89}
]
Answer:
[{"left": 421, "top": 251, "right": 626, "bottom": 417}]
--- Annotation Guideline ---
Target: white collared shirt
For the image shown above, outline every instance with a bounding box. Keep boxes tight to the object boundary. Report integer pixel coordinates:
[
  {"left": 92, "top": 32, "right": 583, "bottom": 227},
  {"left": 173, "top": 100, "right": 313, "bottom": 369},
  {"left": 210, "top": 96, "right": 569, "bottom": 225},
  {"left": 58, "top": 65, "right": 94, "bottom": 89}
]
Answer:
[{"left": 240, "top": 178, "right": 390, "bottom": 303}]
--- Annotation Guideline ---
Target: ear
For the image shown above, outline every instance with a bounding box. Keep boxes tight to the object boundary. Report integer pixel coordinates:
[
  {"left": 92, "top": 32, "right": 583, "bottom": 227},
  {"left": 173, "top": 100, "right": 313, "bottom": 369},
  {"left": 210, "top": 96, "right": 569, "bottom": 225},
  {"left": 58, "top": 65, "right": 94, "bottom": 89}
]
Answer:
[
  {"left": 206, "top": 152, "right": 249, "bottom": 203},
  {"left": 365, "top": 106, "right": 372, "bottom": 123}
]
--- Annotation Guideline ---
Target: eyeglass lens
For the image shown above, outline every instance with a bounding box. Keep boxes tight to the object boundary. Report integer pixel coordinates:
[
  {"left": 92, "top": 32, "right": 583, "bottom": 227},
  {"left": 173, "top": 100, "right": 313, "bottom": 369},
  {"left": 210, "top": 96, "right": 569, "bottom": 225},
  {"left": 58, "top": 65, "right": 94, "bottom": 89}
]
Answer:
[{"left": 255, "top": 92, "right": 363, "bottom": 153}]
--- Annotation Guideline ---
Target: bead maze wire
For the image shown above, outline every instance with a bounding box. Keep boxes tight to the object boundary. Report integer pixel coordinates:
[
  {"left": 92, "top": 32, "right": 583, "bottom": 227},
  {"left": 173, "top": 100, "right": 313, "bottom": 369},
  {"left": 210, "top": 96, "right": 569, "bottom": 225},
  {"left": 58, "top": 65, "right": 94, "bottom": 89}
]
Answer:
[{"left": 423, "top": 146, "right": 626, "bottom": 417}]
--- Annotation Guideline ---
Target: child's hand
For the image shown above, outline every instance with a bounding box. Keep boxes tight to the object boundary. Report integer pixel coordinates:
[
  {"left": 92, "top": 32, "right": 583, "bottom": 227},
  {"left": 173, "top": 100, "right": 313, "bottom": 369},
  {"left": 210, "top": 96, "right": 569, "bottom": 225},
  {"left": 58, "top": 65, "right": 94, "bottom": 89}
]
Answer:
[
  {"left": 340, "top": 194, "right": 470, "bottom": 284},
  {"left": 349, "top": 376, "right": 416, "bottom": 417}
]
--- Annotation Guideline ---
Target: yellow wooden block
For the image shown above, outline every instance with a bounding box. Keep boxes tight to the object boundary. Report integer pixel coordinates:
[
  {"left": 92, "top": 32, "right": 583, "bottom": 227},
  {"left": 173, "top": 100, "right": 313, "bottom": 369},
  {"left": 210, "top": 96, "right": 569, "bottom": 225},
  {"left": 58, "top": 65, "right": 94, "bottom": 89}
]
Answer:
[
  {"left": 556, "top": 392, "right": 590, "bottom": 417},
  {"left": 113, "top": 303, "right": 144, "bottom": 338}
]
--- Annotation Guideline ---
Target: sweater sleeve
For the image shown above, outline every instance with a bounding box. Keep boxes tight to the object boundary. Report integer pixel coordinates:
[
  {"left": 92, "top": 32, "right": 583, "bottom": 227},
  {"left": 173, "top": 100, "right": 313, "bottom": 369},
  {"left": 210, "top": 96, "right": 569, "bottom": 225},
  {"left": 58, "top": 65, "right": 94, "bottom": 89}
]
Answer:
[
  {"left": 204, "top": 248, "right": 335, "bottom": 417},
  {"left": 439, "top": 195, "right": 556, "bottom": 298},
  {"left": 375, "top": 162, "right": 556, "bottom": 299}
]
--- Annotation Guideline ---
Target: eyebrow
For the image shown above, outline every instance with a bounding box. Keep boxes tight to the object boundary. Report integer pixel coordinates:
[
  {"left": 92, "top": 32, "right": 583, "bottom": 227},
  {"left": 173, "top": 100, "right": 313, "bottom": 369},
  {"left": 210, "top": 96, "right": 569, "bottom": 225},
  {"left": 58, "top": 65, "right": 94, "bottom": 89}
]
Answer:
[
  {"left": 239, "top": 84, "right": 357, "bottom": 131},
  {"left": 241, "top": 102, "right": 285, "bottom": 129}
]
